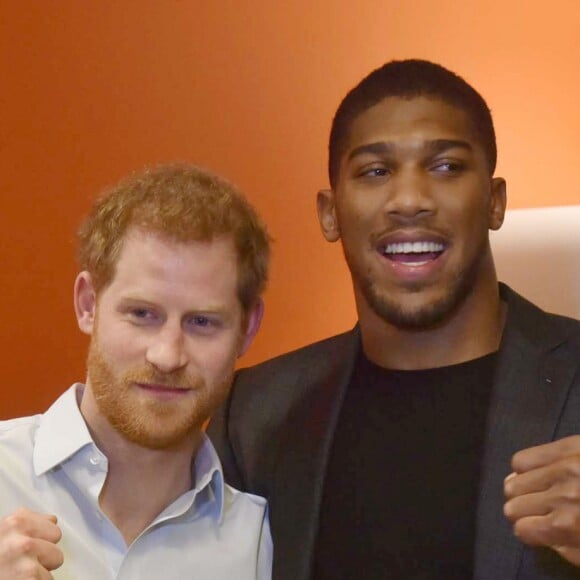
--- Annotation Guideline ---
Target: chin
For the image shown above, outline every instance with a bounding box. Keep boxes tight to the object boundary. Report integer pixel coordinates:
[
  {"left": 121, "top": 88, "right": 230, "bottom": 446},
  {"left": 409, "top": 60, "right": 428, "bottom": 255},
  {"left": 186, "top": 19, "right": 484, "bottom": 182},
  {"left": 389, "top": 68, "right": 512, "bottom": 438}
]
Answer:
[
  {"left": 378, "top": 300, "right": 455, "bottom": 330},
  {"left": 367, "top": 279, "right": 475, "bottom": 331},
  {"left": 119, "top": 422, "right": 199, "bottom": 450}
]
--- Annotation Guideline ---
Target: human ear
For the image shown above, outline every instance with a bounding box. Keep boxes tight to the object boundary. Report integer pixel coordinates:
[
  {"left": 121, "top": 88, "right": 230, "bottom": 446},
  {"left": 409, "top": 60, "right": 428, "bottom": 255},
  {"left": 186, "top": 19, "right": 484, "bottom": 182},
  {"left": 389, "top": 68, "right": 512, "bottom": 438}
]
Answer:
[
  {"left": 74, "top": 272, "right": 97, "bottom": 335},
  {"left": 489, "top": 177, "right": 507, "bottom": 231},
  {"left": 317, "top": 189, "right": 340, "bottom": 242},
  {"left": 238, "top": 299, "right": 265, "bottom": 357}
]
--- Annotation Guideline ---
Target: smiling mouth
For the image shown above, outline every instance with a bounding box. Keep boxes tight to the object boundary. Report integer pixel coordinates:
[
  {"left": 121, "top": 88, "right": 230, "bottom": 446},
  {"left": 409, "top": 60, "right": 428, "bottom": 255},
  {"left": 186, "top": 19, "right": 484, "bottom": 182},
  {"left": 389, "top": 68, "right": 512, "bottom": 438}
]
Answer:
[{"left": 379, "top": 240, "right": 446, "bottom": 266}]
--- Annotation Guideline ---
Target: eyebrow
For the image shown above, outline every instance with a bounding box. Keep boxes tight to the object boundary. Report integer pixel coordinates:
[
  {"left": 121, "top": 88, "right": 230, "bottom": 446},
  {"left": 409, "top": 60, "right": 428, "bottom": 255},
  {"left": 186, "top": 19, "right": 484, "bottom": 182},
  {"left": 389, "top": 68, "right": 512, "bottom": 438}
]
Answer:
[{"left": 347, "top": 139, "right": 473, "bottom": 162}]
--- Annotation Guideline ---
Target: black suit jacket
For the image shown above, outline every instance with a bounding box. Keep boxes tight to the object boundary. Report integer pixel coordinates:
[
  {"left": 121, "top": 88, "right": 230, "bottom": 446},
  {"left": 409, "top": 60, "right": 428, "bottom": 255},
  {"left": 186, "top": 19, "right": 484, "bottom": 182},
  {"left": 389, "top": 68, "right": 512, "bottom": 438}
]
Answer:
[{"left": 209, "top": 285, "right": 580, "bottom": 579}]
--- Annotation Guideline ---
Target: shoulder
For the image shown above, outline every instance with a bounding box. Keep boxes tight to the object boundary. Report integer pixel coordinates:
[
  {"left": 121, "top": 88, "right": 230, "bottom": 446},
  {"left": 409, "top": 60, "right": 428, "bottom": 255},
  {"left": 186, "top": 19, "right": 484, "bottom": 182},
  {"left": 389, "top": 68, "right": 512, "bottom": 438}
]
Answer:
[
  {"left": 501, "top": 283, "right": 580, "bottom": 350},
  {"left": 229, "top": 327, "right": 359, "bottom": 420},
  {"left": 230, "top": 326, "right": 357, "bottom": 413},
  {"left": 500, "top": 284, "right": 580, "bottom": 335},
  {"left": 0, "top": 415, "right": 41, "bottom": 440},
  {"left": 208, "top": 328, "right": 359, "bottom": 489},
  {"left": 221, "top": 484, "right": 272, "bottom": 578},
  {"left": 235, "top": 327, "right": 360, "bottom": 389},
  {"left": 0, "top": 416, "right": 40, "bottom": 481},
  {"left": 224, "top": 483, "right": 268, "bottom": 514}
]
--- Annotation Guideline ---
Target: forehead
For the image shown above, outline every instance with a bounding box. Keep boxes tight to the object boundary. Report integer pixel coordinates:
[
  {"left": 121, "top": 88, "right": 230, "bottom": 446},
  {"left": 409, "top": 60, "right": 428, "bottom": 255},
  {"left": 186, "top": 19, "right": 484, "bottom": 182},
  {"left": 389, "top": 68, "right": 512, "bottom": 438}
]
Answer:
[
  {"left": 104, "top": 228, "right": 239, "bottom": 301},
  {"left": 344, "top": 96, "right": 480, "bottom": 157}
]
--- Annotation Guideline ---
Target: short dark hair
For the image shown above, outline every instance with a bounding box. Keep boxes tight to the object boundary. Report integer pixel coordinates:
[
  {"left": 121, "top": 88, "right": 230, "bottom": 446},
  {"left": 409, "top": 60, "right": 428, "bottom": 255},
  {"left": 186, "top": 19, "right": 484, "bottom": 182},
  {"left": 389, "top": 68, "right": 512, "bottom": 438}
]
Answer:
[{"left": 328, "top": 59, "right": 497, "bottom": 188}]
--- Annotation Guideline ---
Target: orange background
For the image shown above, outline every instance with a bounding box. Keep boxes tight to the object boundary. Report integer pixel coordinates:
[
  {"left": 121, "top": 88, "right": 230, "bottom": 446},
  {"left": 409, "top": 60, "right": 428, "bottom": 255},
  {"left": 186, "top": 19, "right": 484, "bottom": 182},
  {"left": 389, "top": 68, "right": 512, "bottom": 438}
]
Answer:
[{"left": 1, "top": 1, "right": 579, "bottom": 418}]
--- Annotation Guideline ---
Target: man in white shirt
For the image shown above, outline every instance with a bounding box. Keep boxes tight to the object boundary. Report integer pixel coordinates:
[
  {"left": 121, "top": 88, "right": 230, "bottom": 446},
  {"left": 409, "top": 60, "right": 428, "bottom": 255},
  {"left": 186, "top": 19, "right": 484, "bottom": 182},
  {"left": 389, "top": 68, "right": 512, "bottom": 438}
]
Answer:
[{"left": 0, "top": 164, "right": 272, "bottom": 579}]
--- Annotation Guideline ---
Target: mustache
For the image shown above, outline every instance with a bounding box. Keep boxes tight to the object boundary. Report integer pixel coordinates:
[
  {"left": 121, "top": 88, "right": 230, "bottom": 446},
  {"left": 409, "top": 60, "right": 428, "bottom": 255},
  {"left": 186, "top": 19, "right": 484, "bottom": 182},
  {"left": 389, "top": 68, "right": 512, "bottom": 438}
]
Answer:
[{"left": 123, "top": 366, "right": 203, "bottom": 390}]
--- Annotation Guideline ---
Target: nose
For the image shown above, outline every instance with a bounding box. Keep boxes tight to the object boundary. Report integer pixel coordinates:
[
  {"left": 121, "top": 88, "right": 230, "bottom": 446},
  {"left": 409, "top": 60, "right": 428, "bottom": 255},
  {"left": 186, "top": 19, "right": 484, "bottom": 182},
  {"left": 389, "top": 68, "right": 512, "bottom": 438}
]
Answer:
[
  {"left": 384, "top": 168, "right": 436, "bottom": 221},
  {"left": 145, "top": 324, "right": 188, "bottom": 374}
]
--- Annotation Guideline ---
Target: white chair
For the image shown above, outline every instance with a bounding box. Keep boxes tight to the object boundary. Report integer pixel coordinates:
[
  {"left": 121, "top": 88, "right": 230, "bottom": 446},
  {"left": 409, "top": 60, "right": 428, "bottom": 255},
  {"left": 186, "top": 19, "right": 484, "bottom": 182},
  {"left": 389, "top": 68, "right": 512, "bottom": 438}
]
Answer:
[{"left": 491, "top": 205, "right": 580, "bottom": 319}]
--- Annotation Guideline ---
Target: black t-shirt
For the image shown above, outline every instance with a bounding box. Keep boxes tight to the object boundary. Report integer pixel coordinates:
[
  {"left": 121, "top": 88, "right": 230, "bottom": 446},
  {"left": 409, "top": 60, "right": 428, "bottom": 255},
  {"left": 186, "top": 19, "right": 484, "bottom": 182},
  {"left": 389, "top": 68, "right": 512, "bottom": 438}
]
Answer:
[{"left": 313, "top": 351, "right": 497, "bottom": 579}]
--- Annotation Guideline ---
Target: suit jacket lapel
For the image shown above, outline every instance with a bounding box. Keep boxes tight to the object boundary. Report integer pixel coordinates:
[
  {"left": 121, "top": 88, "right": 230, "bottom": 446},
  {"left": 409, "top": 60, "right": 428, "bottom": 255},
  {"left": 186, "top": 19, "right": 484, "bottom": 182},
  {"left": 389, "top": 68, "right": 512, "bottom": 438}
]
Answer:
[
  {"left": 474, "top": 286, "right": 578, "bottom": 579},
  {"left": 271, "top": 328, "right": 360, "bottom": 580},
  {"left": 266, "top": 286, "right": 577, "bottom": 580}
]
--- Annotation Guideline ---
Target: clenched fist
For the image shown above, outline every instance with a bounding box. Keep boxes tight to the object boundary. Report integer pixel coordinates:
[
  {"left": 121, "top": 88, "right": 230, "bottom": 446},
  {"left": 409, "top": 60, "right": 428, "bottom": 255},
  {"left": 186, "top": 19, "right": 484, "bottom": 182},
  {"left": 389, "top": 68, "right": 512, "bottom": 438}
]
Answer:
[
  {"left": 505, "top": 435, "right": 580, "bottom": 567},
  {"left": 0, "top": 507, "right": 63, "bottom": 579}
]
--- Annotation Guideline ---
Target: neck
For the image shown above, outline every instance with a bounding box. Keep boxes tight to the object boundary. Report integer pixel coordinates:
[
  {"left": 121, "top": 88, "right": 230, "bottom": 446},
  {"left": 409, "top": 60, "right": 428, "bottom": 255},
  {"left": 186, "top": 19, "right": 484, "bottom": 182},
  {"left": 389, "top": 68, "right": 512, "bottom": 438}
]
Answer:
[
  {"left": 80, "top": 388, "right": 201, "bottom": 546},
  {"left": 358, "top": 278, "right": 506, "bottom": 370}
]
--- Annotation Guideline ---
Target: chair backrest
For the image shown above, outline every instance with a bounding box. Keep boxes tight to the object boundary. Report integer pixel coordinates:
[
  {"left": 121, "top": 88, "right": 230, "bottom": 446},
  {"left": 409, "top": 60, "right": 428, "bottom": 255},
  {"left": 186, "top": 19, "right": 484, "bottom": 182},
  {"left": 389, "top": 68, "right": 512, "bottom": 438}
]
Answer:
[{"left": 490, "top": 205, "right": 580, "bottom": 319}]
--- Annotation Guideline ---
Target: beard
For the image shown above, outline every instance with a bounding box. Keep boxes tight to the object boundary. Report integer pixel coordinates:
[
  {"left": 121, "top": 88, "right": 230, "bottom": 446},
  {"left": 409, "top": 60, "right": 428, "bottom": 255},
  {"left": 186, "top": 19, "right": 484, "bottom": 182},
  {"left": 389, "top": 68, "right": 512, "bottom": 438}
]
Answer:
[
  {"left": 86, "top": 340, "right": 232, "bottom": 450},
  {"left": 345, "top": 238, "right": 489, "bottom": 331}
]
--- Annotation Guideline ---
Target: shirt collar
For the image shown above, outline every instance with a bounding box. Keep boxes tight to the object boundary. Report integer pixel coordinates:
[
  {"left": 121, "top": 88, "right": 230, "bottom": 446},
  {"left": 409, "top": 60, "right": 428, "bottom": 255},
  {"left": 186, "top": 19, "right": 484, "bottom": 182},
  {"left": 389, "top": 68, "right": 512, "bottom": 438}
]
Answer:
[
  {"left": 192, "top": 434, "right": 225, "bottom": 523},
  {"left": 33, "top": 384, "right": 226, "bottom": 522},
  {"left": 33, "top": 383, "right": 94, "bottom": 476}
]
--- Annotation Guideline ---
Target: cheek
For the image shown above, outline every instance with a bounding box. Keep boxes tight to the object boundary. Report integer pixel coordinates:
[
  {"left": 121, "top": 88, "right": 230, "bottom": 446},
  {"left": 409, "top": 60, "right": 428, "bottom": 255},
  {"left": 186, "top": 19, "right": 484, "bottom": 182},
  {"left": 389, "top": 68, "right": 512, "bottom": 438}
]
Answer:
[
  {"left": 447, "top": 188, "right": 490, "bottom": 227},
  {"left": 94, "top": 325, "right": 145, "bottom": 367},
  {"left": 466, "top": 199, "right": 494, "bottom": 232},
  {"left": 187, "top": 336, "right": 240, "bottom": 381},
  {"left": 337, "top": 197, "right": 379, "bottom": 235}
]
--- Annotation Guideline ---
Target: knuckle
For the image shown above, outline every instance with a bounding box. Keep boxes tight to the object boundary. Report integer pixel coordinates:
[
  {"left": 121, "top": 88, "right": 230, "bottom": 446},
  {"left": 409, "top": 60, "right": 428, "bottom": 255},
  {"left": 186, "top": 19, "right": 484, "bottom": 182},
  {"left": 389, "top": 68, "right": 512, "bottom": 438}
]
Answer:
[
  {"left": 562, "top": 457, "right": 580, "bottom": 478},
  {"left": 56, "top": 552, "right": 65, "bottom": 567},
  {"left": 550, "top": 510, "right": 580, "bottom": 534},
  {"left": 51, "top": 547, "right": 64, "bottom": 568},
  {"left": 504, "top": 480, "right": 515, "bottom": 498},
  {"left": 513, "top": 518, "right": 537, "bottom": 542},
  {"left": 2, "top": 508, "right": 31, "bottom": 533},
  {"left": 561, "top": 436, "right": 580, "bottom": 455},
  {"left": 511, "top": 452, "right": 526, "bottom": 472},
  {"left": 15, "top": 559, "right": 40, "bottom": 577},
  {"left": 3, "top": 514, "right": 23, "bottom": 533},
  {"left": 503, "top": 499, "right": 518, "bottom": 521},
  {"left": 503, "top": 502, "right": 512, "bottom": 519},
  {"left": 559, "top": 481, "right": 580, "bottom": 502},
  {"left": 11, "top": 533, "right": 36, "bottom": 556}
]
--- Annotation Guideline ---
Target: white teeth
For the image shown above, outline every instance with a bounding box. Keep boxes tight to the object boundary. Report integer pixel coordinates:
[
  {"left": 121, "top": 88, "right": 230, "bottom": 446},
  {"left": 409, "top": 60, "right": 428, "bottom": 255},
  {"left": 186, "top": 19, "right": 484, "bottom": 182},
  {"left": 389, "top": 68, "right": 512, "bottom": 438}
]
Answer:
[{"left": 384, "top": 241, "right": 444, "bottom": 254}]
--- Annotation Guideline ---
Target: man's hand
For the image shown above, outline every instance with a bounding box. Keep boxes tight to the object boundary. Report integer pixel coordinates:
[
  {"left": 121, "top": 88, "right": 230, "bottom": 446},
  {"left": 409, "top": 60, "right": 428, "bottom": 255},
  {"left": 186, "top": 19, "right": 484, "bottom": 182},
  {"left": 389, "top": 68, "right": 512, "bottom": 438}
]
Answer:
[
  {"left": 504, "top": 435, "right": 580, "bottom": 567},
  {"left": 0, "top": 508, "right": 63, "bottom": 579}
]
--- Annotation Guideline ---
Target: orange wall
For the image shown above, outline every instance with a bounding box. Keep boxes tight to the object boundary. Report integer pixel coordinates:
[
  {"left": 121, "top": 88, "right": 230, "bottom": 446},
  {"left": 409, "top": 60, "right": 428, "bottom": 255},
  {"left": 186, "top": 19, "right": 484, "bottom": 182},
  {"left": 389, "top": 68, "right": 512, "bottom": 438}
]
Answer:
[{"left": 1, "top": 1, "right": 579, "bottom": 417}]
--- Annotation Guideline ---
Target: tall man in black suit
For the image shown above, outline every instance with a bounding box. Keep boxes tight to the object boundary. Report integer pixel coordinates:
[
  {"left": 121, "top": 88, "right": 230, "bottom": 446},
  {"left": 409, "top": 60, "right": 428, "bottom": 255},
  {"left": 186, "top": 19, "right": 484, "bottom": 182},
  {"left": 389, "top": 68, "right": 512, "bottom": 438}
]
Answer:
[{"left": 209, "top": 60, "right": 580, "bottom": 579}]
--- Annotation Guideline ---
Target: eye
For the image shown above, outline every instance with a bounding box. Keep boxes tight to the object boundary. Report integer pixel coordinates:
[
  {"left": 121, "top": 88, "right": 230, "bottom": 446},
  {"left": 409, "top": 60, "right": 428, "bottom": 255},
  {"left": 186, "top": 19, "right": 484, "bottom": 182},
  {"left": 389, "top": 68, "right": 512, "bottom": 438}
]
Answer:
[
  {"left": 184, "top": 315, "right": 221, "bottom": 333},
  {"left": 431, "top": 160, "right": 465, "bottom": 174},
  {"left": 131, "top": 308, "right": 154, "bottom": 319},
  {"left": 357, "top": 166, "right": 391, "bottom": 179},
  {"left": 126, "top": 307, "right": 158, "bottom": 325}
]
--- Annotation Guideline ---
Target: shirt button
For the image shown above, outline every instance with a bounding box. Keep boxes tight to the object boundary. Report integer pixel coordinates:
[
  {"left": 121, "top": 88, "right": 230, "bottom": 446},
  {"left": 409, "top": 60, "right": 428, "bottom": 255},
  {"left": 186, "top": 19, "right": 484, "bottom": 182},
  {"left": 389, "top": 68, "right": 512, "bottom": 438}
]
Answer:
[{"left": 89, "top": 456, "right": 100, "bottom": 466}]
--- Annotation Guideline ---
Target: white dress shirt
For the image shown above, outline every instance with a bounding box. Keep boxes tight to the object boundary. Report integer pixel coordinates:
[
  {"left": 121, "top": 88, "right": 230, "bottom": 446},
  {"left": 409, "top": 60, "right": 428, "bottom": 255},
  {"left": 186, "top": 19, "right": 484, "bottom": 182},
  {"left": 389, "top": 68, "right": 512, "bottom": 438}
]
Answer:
[{"left": 0, "top": 384, "right": 272, "bottom": 579}]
